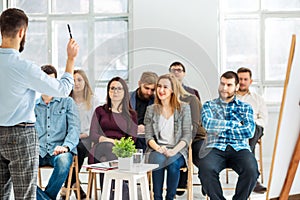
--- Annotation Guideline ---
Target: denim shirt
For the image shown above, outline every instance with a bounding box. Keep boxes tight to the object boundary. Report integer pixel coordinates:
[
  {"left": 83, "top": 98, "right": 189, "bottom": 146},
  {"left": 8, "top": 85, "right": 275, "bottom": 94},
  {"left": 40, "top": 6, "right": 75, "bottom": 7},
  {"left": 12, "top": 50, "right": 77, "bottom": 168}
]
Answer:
[{"left": 35, "top": 97, "right": 80, "bottom": 157}]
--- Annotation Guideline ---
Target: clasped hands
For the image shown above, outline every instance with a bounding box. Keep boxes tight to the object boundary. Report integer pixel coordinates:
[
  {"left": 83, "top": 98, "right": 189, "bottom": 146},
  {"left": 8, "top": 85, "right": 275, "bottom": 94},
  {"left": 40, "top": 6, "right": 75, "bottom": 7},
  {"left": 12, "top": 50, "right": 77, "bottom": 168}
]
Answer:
[
  {"left": 156, "top": 145, "right": 177, "bottom": 157},
  {"left": 53, "top": 146, "right": 69, "bottom": 155}
]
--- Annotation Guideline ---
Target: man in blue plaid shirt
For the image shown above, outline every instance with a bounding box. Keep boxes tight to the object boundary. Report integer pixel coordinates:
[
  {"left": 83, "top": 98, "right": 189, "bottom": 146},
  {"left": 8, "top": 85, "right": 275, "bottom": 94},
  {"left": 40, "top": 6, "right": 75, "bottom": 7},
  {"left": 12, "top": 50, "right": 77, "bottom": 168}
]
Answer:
[{"left": 197, "top": 71, "right": 259, "bottom": 200}]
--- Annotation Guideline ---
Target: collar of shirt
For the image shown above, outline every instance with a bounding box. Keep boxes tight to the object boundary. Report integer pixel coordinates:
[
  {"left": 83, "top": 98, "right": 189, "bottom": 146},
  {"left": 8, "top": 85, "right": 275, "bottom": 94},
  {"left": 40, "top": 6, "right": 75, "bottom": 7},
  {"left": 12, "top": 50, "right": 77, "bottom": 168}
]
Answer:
[
  {"left": 0, "top": 48, "right": 19, "bottom": 55},
  {"left": 36, "top": 97, "right": 62, "bottom": 105}
]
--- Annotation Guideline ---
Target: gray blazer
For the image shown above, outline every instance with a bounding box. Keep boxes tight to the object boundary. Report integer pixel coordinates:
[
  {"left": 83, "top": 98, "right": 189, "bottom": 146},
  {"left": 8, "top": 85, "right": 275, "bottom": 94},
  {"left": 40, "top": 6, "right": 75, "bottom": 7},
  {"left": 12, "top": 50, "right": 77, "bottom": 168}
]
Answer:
[{"left": 144, "top": 103, "right": 192, "bottom": 164}]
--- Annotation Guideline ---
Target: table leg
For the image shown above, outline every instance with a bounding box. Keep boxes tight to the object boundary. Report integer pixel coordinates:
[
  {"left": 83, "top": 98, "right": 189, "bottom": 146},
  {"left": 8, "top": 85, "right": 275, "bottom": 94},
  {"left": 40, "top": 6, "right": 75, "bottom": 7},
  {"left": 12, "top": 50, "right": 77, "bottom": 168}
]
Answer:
[
  {"left": 114, "top": 179, "right": 123, "bottom": 200},
  {"left": 128, "top": 176, "right": 138, "bottom": 200},
  {"left": 101, "top": 173, "right": 112, "bottom": 200},
  {"left": 140, "top": 174, "right": 150, "bottom": 200}
]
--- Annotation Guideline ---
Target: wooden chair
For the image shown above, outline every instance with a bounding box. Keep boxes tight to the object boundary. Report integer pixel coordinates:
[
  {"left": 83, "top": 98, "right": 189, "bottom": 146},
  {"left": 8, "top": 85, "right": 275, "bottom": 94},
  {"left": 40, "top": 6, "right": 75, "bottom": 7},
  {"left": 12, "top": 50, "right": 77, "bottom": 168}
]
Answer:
[
  {"left": 38, "top": 155, "right": 81, "bottom": 200},
  {"left": 225, "top": 138, "right": 264, "bottom": 184},
  {"left": 149, "top": 144, "right": 193, "bottom": 200}
]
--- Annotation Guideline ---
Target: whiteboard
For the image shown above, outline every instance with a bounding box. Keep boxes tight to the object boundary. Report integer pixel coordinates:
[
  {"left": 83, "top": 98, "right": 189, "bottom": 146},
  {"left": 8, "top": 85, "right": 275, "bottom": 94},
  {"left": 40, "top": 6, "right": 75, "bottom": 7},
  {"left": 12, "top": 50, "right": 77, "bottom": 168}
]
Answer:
[{"left": 267, "top": 35, "right": 300, "bottom": 199}]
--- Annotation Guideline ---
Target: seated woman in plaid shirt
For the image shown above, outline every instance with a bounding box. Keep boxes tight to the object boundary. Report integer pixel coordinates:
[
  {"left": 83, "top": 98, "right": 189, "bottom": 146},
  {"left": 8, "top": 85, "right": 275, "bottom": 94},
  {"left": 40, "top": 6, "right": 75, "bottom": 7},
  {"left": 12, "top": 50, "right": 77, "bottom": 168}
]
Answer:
[{"left": 197, "top": 71, "right": 259, "bottom": 200}]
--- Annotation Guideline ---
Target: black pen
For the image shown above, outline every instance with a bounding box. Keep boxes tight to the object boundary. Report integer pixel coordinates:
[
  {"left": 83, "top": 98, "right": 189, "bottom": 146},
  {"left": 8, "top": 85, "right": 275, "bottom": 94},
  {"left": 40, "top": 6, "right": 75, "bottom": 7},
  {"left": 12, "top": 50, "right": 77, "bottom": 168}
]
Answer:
[{"left": 67, "top": 24, "right": 72, "bottom": 39}]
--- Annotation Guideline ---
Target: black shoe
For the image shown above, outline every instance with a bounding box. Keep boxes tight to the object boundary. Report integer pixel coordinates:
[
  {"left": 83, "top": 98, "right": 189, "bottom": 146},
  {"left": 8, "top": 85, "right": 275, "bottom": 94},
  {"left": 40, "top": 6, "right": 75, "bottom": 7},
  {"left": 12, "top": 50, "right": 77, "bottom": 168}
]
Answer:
[
  {"left": 253, "top": 182, "right": 267, "bottom": 194},
  {"left": 176, "top": 170, "right": 187, "bottom": 196},
  {"left": 59, "top": 196, "right": 66, "bottom": 200},
  {"left": 74, "top": 185, "right": 87, "bottom": 199}
]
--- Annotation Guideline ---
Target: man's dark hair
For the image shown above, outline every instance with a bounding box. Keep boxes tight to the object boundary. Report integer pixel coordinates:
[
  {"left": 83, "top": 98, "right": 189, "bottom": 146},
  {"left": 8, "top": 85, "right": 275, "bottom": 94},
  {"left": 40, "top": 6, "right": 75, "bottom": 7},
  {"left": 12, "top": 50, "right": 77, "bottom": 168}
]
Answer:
[
  {"left": 221, "top": 71, "right": 239, "bottom": 85},
  {"left": 169, "top": 61, "right": 186, "bottom": 72},
  {"left": 0, "top": 8, "right": 28, "bottom": 38},
  {"left": 41, "top": 65, "right": 57, "bottom": 78},
  {"left": 237, "top": 67, "right": 252, "bottom": 78}
]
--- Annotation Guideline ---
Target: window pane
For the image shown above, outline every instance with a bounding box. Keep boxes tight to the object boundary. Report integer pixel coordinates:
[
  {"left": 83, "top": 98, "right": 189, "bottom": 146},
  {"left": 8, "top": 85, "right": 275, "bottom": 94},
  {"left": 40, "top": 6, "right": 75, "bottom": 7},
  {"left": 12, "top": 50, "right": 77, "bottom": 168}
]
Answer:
[
  {"left": 94, "top": 0, "right": 127, "bottom": 13},
  {"left": 52, "top": 0, "right": 88, "bottom": 14},
  {"left": 262, "top": 0, "right": 300, "bottom": 11},
  {"left": 23, "top": 22, "right": 47, "bottom": 66},
  {"left": 221, "top": 19, "right": 259, "bottom": 80},
  {"left": 265, "top": 18, "right": 300, "bottom": 81},
  {"left": 222, "top": 0, "right": 259, "bottom": 12},
  {"left": 54, "top": 21, "right": 88, "bottom": 76},
  {"left": 264, "top": 87, "right": 283, "bottom": 103},
  {"left": 12, "top": 0, "right": 47, "bottom": 14},
  {"left": 95, "top": 87, "right": 107, "bottom": 104},
  {"left": 94, "top": 20, "right": 128, "bottom": 81}
]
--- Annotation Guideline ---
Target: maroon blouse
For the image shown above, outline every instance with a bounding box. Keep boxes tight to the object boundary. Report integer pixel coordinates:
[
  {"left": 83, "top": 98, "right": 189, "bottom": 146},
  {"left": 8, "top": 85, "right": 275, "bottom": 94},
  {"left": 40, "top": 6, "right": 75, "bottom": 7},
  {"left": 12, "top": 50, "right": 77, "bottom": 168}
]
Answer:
[{"left": 90, "top": 105, "right": 138, "bottom": 143}]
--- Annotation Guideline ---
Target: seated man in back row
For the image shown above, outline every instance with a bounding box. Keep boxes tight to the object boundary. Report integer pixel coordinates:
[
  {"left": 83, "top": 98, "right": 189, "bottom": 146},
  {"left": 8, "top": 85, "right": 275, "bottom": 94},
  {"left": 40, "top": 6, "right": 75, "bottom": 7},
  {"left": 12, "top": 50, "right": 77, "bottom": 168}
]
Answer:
[
  {"left": 35, "top": 65, "right": 80, "bottom": 200},
  {"left": 236, "top": 67, "right": 268, "bottom": 193},
  {"left": 198, "top": 71, "right": 259, "bottom": 200}
]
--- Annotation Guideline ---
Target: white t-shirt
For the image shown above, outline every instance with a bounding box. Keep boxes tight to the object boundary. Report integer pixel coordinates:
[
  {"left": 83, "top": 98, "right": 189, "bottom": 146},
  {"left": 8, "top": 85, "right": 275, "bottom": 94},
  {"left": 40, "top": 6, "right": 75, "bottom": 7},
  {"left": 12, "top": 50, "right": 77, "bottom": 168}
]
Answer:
[
  {"left": 76, "top": 95, "right": 101, "bottom": 135},
  {"left": 157, "top": 114, "right": 175, "bottom": 145}
]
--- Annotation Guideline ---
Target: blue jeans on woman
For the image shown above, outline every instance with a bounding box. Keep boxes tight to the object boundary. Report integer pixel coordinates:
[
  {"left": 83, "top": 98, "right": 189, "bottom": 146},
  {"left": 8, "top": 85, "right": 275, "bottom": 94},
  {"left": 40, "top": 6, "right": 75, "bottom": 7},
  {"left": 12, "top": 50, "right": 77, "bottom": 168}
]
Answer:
[
  {"left": 37, "top": 152, "right": 73, "bottom": 200},
  {"left": 149, "top": 151, "right": 185, "bottom": 200},
  {"left": 197, "top": 146, "right": 259, "bottom": 200}
]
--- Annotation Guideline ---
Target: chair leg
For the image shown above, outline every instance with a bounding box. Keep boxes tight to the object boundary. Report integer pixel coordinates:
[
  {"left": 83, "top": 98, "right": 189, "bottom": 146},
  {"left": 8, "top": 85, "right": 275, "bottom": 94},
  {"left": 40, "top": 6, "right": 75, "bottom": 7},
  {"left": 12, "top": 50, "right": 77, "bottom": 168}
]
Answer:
[
  {"left": 74, "top": 156, "right": 81, "bottom": 200},
  {"left": 38, "top": 168, "right": 42, "bottom": 188},
  {"left": 148, "top": 171, "right": 154, "bottom": 200},
  {"left": 65, "top": 162, "right": 73, "bottom": 200},
  {"left": 258, "top": 139, "right": 264, "bottom": 183},
  {"left": 225, "top": 168, "right": 229, "bottom": 184},
  {"left": 94, "top": 173, "right": 98, "bottom": 200},
  {"left": 66, "top": 155, "right": 81, "bottom": 200}
]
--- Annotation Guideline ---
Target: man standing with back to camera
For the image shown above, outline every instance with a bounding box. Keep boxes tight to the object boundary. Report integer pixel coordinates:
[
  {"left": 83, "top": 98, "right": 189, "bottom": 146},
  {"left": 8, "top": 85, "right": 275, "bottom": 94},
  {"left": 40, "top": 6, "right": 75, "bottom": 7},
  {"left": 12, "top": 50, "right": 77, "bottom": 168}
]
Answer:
[{"left": 0, "top": 8, "right": 79, "bottom": 199}]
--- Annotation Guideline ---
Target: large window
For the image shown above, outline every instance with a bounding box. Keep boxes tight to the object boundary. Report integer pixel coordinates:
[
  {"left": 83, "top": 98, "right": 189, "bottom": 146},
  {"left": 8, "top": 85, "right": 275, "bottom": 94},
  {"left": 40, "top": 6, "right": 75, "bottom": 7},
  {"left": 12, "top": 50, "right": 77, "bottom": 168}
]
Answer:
[
  {"left": 219, "top": 0, "right": 300, "bottom": 105},
  {"left": 4, "top": 0, "right": 130, "bottom": 103}
]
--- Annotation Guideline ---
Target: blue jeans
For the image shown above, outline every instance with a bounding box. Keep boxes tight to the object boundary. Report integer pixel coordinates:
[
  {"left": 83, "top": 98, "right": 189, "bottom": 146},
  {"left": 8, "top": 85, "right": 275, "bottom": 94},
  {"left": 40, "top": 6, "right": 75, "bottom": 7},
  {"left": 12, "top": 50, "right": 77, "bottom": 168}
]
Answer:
[
  {"left": 197, "top": 146, "right": 259, "bottom": 200},
  {"left": 149, "top": 151, "right": 185, "bottom": 200},
  {"left": 37, "top": 152, "right": 73, "bottom": 200}
]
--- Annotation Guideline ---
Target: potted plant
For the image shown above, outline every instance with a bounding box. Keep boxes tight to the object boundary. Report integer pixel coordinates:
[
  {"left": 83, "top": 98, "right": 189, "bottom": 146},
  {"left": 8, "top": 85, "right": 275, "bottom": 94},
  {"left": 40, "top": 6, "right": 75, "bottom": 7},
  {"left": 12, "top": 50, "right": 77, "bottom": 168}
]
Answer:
[{"left": 112, "top": 137, "right": 136, "bottom": 170}]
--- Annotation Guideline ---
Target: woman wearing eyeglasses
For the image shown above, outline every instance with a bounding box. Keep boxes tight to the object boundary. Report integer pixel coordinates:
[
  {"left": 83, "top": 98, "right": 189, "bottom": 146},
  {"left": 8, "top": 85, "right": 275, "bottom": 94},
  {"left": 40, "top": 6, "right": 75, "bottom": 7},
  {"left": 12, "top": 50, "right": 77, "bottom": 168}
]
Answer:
[
  {"left": 144, "top": 74, "right": 192, "bottom": 200},
  {"left": 89, "top": 76, "right": 137, "bottom": 199}
]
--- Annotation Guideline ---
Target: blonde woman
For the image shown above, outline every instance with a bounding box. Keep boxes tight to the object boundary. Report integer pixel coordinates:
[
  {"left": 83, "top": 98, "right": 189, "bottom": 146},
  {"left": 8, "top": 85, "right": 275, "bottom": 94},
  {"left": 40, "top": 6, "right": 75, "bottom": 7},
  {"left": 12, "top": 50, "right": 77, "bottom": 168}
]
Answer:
[
  {"left": 61, "top": 69, "right": 100, "bottom": 199},
  {"left": 144, "top": 74, "right": 192, "bottom": 200}
]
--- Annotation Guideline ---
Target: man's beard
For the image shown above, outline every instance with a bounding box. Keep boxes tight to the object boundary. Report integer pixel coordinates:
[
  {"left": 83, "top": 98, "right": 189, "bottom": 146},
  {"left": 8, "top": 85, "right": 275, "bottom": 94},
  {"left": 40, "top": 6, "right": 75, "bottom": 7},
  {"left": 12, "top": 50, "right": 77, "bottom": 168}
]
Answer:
[
  {"left": 219, "top": 90, "right": 235, "bottom": 101},
  {"left": 19, "top": 35, "right": 26, "bottom": 53},
  {"left": 137, "top": 88, "right": 152, "bottom": 101}
]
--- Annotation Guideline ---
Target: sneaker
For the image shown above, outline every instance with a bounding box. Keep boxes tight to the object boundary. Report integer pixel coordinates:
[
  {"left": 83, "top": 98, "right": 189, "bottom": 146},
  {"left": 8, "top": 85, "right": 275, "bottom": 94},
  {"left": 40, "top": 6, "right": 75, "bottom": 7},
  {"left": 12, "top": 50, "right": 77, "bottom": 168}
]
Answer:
[
  {"left": 60, "top": 187, "right": 67, "bottom": 199},
  {"left": 253, "top": 181, "right": 267, "bottom": 194}
]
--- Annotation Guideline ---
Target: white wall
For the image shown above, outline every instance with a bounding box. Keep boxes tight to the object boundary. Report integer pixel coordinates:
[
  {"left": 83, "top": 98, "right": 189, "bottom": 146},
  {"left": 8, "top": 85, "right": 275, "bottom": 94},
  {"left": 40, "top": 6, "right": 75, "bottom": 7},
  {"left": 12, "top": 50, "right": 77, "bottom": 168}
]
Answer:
[
  {"left": 130, "top": 0, "right": 219, "bottom": 102},
  {"left": 131, "top": 0, "right": 280, "bottom": 165}
]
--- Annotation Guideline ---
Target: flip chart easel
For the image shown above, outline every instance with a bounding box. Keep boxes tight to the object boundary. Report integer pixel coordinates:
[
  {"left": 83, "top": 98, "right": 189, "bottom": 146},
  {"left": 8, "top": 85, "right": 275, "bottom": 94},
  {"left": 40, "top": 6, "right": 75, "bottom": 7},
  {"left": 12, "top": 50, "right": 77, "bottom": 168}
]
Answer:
[{"left": 267, "top": 34, "right": 300, "bottom": 199}]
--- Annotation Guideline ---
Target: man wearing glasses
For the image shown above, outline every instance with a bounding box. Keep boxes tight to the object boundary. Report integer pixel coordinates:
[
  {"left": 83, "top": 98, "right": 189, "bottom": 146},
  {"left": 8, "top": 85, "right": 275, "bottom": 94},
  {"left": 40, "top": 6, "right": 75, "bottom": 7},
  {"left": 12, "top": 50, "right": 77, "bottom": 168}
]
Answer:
[
  {"left": 169, "top": 61, "right": 200, "bottom": 100},
  {"left": 169, "top": 61, "right": 201, "bottom": 195},
  {"left": 130, "top": 71, "right": 158, "bottom": 152}
]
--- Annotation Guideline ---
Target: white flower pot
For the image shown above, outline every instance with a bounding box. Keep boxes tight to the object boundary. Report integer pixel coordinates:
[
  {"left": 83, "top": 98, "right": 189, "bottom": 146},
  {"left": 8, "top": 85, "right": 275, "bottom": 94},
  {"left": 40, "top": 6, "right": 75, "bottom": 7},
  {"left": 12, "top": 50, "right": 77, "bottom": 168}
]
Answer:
[{"left": 118, "top": 156, "right": 133, "bottom": 170}]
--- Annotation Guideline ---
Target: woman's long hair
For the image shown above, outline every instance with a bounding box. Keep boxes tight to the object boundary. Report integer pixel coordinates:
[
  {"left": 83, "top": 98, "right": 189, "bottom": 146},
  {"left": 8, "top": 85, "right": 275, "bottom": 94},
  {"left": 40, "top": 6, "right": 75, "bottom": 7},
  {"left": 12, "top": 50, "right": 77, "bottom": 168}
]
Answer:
[
  {"left": 105, "top": 76, "right": 134, "bottom": 133},
  {"left": 70, "top": 69, "right": 94, "bottom": 110},
  {"left": 154, "top": 74, "right": 182, "bottom": 114}
]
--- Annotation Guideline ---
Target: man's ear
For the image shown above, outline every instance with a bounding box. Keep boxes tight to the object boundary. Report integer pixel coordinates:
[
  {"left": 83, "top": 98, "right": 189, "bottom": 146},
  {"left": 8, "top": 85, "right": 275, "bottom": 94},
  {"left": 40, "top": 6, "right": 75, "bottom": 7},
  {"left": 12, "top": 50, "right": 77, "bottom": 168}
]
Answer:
[
  {"left": 236, "top": 83, "right": 240, "bottom": 91},
  {"left": 18, "top": 27, "right": 26, "bottom": 38},
  {"left": 138, "top": 81, "right": 141, "bottom": 87}
]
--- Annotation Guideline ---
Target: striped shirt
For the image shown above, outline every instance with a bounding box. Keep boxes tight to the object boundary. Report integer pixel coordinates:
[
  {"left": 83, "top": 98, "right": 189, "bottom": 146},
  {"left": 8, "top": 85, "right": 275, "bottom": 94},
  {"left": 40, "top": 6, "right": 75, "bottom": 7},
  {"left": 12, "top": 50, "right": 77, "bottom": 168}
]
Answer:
[{"left": 202, "top": 97, "right": 255, "bottom": 151}]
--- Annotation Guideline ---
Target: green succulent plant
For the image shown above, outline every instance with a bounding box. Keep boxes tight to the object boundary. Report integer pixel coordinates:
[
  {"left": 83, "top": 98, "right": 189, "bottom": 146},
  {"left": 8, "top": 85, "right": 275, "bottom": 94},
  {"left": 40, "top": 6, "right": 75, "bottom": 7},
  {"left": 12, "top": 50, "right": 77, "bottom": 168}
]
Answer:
[{"left": 112, "top": 137, "right": 137, "bottom": 158}]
